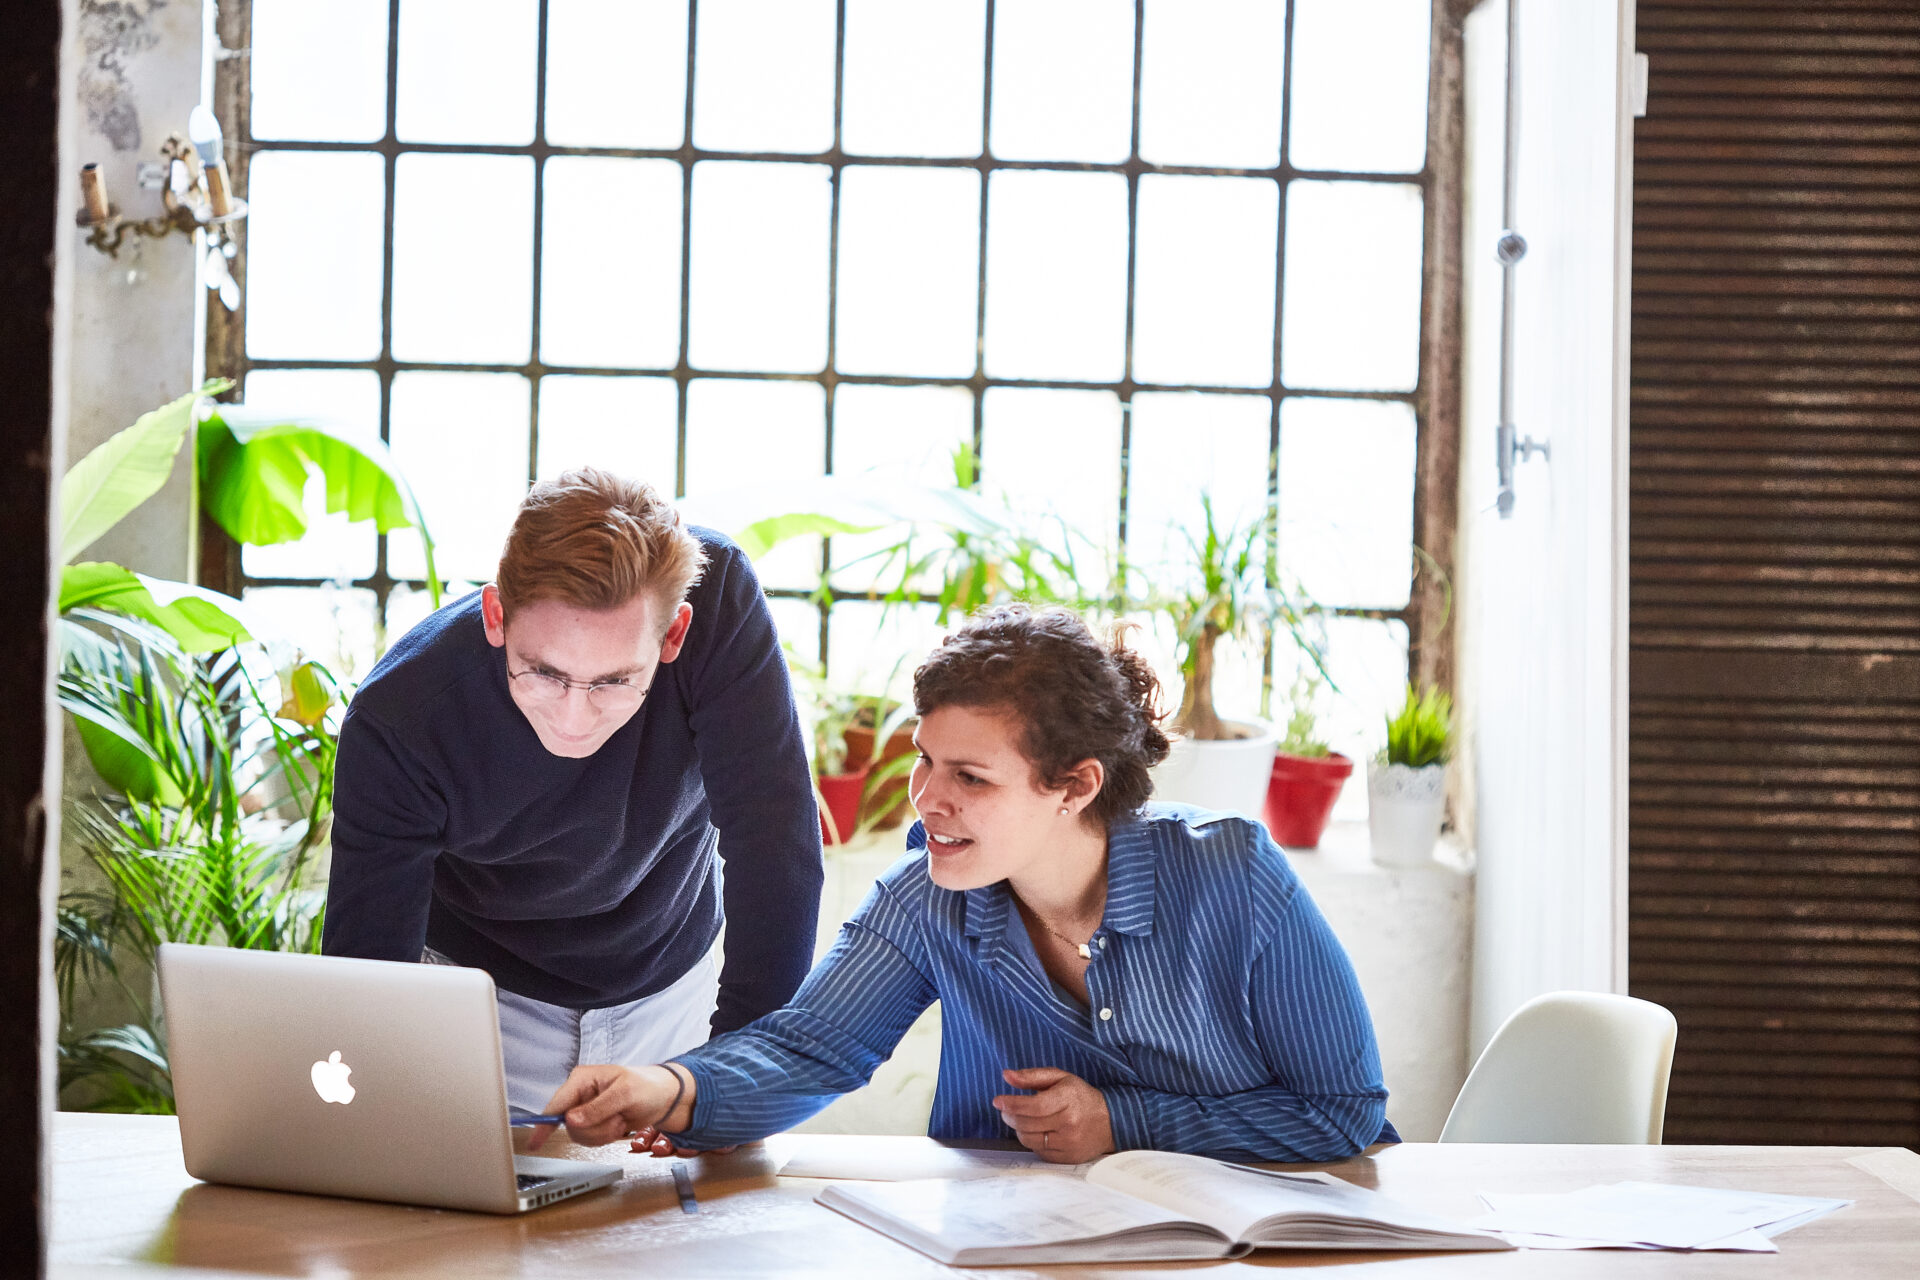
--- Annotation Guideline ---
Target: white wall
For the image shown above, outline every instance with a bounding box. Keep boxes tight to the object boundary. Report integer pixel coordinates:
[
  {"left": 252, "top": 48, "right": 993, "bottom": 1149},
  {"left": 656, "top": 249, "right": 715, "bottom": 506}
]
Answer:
[
  {"left": 1458, "top": 0, "right": 1635, "bottom": 1054},
  {"left": 66, "top": 0, "right": 208, "bottom": 581}
]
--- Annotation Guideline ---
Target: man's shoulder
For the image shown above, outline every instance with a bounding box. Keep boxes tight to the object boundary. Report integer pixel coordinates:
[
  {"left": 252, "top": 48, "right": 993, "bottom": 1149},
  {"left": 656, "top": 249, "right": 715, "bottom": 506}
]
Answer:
[{"left": 350, "top": 591, "right": 495, "bottom": 730}]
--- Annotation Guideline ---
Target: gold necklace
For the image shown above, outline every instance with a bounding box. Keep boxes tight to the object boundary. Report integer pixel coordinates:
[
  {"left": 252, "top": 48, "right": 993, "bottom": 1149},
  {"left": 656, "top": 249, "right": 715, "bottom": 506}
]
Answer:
[{"left": 1022, "top": 900, "right": 1099, "bottom": 960}]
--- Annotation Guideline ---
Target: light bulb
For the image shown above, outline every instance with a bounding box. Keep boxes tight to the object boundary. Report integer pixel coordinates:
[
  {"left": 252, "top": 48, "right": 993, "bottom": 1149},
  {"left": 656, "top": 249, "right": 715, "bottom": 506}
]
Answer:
[{"left": 187, "top": 106, "right": 224, "bottom": 164}]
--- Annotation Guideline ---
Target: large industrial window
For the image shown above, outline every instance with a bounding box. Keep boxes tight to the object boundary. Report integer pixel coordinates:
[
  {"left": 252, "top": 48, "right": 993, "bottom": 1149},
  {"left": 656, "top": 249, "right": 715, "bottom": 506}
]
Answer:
[{"left": 209, "top": 0, "right": 1453, "bottom": 769}]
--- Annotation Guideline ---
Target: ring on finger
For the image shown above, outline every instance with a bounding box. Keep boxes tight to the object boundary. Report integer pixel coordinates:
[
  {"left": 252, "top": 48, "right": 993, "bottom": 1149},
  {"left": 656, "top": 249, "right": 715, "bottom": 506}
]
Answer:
[{"left": 1042, "top": 1131, "right": 1051, "bottom": 1150}]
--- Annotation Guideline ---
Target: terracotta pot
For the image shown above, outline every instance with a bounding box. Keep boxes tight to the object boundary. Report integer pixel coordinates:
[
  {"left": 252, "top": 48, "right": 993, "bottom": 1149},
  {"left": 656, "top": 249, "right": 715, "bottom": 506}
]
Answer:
[
  {"left": 817, "top": 765, "right": 871, "bottom": 846},
  {"left": 843, "top": 718, "right": 918, "bottom": 830},
  {"left": 1263, "top": 751, "right": 1354, "bottom": 848}
]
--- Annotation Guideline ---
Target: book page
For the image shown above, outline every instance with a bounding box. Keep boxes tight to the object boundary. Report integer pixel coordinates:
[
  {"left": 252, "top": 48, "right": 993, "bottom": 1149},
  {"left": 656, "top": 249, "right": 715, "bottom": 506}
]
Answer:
[
  {"left": 780, "top": 1144, "right": 1091, "bottom": 1182},
  {"left": 822, "top": 1174, "right": 1214, "bottom": 1250},
  {"left": 1086, "top": 1150, "right": 1333, "bottom": 1239}
]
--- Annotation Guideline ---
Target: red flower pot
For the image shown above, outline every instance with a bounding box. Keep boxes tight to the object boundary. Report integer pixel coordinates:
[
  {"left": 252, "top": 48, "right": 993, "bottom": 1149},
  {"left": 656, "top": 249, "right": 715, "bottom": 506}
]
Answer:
[
  {"left": 817, "top": 766, "right": 871, "bottom": 845},
  {"left": 1263, "top": 751, "right": 1354, "bottom": 848}
]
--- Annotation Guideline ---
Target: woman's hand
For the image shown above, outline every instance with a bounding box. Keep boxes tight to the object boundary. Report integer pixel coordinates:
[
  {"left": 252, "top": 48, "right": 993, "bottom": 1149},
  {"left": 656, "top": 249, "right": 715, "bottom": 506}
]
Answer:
[
  {"left": 992, "top": 1067, "right": 1116, "bottom": 1163},
  {"left": 529, "top": 1063, "right": 687, "bottom": 1150}
]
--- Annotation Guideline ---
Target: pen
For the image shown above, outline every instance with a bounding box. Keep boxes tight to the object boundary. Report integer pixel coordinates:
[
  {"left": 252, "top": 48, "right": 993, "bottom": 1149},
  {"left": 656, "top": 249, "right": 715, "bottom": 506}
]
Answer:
[
  {"left": 671, "top": 1161, "right": 700, "bottom": 1214},
  {"left": 509, "top": 1112, "right": 564, "bottom": 1127}
]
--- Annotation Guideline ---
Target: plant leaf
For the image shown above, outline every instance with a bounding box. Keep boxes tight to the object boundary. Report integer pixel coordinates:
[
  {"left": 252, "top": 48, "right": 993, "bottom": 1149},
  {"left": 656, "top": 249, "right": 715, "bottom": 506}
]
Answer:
[
  {"left": 57, "top": 382, "right": 228, "bottom": 565},
  {"left": 197, "top": 408, "right": 427, "bottom": 544},
  {"left": 59, "top": 562, "right": 259, "bottom": 653}
]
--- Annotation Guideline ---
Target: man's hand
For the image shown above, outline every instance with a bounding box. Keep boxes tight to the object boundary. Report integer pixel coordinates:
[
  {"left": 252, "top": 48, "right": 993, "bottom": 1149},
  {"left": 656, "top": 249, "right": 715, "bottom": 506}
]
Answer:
[
  {"left": 992, "top": 1067, "right": 1116, "bottom": 1163},
  {"left": 529, "top": 1063, "right": 679, "bottom": 1150}
]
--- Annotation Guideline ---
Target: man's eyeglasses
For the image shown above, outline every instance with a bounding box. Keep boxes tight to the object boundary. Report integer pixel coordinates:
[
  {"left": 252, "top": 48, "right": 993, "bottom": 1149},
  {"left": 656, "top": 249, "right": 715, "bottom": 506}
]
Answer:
[{"left": 508, "top": 667, "right": 649, "bottom": 713}]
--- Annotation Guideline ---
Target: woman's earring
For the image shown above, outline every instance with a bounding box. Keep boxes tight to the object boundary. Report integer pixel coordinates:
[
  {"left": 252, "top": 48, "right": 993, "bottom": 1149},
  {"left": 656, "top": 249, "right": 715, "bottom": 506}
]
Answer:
[{"left": 1059, "top": 806, "right": 1070, "bottom": 816}]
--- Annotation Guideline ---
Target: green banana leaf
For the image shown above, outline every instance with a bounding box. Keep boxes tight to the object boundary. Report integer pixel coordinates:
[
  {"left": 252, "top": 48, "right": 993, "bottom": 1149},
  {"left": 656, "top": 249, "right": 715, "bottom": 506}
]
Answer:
[
  {"left": 197, "top": 408, "right": 440, "bottom": 606},
  {"left": 58, "top": 380, "right": 229, "bottom": 566},
  {"left": 59, "top": 562, "right": 257, "bottom": 653}
]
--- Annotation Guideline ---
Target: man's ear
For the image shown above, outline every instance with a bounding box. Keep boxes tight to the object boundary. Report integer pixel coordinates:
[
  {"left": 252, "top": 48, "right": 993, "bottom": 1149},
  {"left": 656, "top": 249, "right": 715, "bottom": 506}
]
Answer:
[
  {"left": 657, "top": 601, "right": 694, "bottom": 664},
  {"left": 481, "top": 584, "right": 507, "bottom": 648}
]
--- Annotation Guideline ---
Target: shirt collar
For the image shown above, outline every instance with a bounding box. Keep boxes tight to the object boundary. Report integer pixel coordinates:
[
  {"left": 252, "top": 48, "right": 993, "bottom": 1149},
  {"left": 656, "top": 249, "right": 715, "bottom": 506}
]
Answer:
[{"left": 941, "top": 813, "right": 1158, "bottom": 940}]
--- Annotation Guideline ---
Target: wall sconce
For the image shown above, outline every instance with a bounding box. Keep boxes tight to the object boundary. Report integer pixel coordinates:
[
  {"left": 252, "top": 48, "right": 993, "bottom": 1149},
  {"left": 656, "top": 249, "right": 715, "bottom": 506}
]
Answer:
[{"left": 77, "top": 105, "right": 247, "bottom": 297}]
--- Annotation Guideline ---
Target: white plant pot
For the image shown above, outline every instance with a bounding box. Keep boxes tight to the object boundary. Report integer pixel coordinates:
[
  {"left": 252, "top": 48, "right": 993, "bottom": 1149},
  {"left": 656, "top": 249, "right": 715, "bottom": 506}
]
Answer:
[
  {"left": 1150, "top": 719, "right": 1278, "bottom": 821},
  {"left": 1367, "top": 759, "right": 1447, "bottom": 867}
]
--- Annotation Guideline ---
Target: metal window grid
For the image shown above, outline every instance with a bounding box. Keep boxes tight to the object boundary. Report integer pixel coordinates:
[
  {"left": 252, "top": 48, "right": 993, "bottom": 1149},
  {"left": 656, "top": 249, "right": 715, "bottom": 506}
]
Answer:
[{"left": 209, "top": 0, "right": 1452, "bottom": 682}]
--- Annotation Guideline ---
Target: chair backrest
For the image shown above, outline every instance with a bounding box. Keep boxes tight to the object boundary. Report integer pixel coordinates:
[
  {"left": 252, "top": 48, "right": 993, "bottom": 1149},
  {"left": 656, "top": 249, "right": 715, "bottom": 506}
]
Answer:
[{"left": 1440, "top": 991, "right": 1678, "bottom": 1144}]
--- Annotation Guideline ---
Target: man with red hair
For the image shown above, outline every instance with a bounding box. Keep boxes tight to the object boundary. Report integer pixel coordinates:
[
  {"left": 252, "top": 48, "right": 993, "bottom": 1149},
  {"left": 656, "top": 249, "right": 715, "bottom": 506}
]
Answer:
[{"left": 324, "top": 467, "right": 822, "bottom": 1114}]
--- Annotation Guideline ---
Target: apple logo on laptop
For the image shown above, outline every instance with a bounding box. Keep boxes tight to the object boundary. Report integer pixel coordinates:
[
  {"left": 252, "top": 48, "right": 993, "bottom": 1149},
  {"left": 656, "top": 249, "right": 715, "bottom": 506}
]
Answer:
[{"left": 310, "top": 1050, "right": 357, "bottom": 1105}]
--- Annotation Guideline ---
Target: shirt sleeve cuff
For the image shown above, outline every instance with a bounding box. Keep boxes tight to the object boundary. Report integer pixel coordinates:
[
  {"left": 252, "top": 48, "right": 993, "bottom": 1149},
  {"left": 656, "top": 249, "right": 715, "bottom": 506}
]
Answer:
[
  {"left": 667, "top": 1055, "right": 720, "bottom": 1141},
  {"left": 1102, "top": 1084, "right": 1157, "bottom": 1151}
]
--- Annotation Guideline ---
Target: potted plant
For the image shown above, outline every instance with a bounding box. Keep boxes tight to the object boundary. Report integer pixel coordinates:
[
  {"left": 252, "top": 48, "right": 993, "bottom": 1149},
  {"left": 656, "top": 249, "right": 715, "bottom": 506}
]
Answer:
[
  {"left": 1143, "top": 495, "right": 1324, "bottom": 820},
  {"left": 1263, "top": 675, "right": 1353, "bottom": 848},
  {"left": 810, "top": 691, "right": 872, "bottom": 847},
  {"left": 1368, "top": 683, "right": 1454, "bottom": 867},
  {"left": 843, "top": 697, "right": 918, "bottom": 830}
]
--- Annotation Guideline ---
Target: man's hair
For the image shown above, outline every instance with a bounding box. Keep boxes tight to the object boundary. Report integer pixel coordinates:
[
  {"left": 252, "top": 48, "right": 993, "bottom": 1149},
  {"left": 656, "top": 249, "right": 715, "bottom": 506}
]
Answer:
[{"left": 495, "top": 467, "right": 707, "bottom": 625}]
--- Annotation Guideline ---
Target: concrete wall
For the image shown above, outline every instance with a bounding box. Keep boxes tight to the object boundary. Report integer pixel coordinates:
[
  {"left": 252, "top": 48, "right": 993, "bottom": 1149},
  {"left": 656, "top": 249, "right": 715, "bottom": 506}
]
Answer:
[{"left": 67, "top": 0, "right": 207, "bottom": 581}]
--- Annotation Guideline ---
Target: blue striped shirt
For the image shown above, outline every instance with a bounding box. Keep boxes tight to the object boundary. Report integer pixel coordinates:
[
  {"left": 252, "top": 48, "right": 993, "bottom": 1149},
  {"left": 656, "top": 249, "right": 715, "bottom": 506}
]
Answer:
[{"left": 672, "top": 805, "right": 1398, "bottom": 1161}]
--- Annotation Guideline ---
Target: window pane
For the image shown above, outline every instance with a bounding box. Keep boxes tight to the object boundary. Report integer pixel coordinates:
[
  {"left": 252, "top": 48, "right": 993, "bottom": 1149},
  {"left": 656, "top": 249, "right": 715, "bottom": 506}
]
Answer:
[
  {"left": 1125, "top": 391, "right": 1271, "bottom": 571},
  {"left": 836, "top": 167, "right": 980, "bottom": 378},
  {"left": 829, "top": 385, "right": 975, "bottom": 592},
  {"left": 1290, "top": 0, "right": 1432, "bottom": 174},
  {"left": 387, "top": 372, "right": 532, "bottom": 582},
  {"left": 243, "top": 586, "right": 380, "bottom": 685},
  {"left": 683, "top": 378, "right": 825, "bottom": 590},
  {"left": 833, "top": 385, "right": 975, "bottom": 478},
  {"left": 1281, "top": 180, "right": 1422, "bottom": 392},
  {"left": 238, "top": 370, "right": 382, "bottom": 582},
  {"left": 990, "top": 0, "right": 1134, "bottom": 162},
  {"left": 546, "top": 0, "right": 689, "bottom": 149},
  {"left": 768, "top": 596, "right": 821, "bottom": 669},
  {"left": 1133, "top": 175, "right": 1277, "bottom": 389},
  {"left": 1126, "top": 394, "right": 1273, "bottom": 727},
  {"left": 984, "top": 171, "right": 1127, "bottom": 381},
  {"left": 385, "top": 581, "right": 446, "bottom": 650},
  {"left": 395, "top": 0, "right": 537, "bottom": 145},
  {"left": 245, "top": 152, "right": 385, "bottom": 360},
  {"left": 843, "top": 0, "right": 986, "bottom": 158},
  {"left": 251, "top": 0, "right": 388, "bottom": 142},
  {"left": 982, "top": 388, "right": 1122, "bottom": 586},
  {"left": 1310, "top": 616, "right": 1409, "bottom": 820},
  {"left": 688, "top": 162, "right": 831, "bottom": 373},
  {"left": 692, "top": 0, "right": 835, "bottom": 154},
  {"left": 827, "top": 600, "right": 944, "bottom": 698},
  {"left": 541, "top": 158, "right": 683, "bottom": 369},
  {"left": 537, "top": 376, "right": 679, "bottom": 489},
  {"left": 1138, "top": 0, "right": 1285, "bottom": 168},
  {"left": 391, "top": 154, "right": 534, "bottom": 365},
  {"left": 1279, "top": 397, "right": 1415, "bottom": 609}
]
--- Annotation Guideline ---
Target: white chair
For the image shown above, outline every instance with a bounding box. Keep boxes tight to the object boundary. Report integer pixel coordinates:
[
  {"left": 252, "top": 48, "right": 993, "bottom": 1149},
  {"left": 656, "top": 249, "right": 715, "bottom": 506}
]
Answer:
[{"left": 1439, "top": 991, "right": 1678, "bottom": 1144}]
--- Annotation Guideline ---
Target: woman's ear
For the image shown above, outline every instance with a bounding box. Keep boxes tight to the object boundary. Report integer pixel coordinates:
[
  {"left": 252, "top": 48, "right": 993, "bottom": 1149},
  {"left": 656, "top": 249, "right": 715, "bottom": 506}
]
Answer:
[{"left": 1060, "top": 758, "right": 1106, "bottom": 814}]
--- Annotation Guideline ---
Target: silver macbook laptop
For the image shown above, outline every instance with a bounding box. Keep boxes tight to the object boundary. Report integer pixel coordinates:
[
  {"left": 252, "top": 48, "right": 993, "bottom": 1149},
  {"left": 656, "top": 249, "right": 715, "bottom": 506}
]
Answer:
[{"left": 158, "top": 943, "right": 622, "bottom": 1214}]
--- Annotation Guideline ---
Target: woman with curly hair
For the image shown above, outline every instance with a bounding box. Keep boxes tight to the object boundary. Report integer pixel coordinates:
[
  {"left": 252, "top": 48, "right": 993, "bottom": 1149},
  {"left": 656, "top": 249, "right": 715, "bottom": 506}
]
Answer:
[{"left": 534, "top": 604, "right": 1395, "bottom": 1163}]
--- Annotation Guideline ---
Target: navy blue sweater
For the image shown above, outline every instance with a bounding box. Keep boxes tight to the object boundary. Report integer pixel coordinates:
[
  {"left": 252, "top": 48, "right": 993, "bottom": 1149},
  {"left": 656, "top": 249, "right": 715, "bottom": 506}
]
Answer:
[{"left": 322, "top": 530, "right": 824, "bottom": 1032}]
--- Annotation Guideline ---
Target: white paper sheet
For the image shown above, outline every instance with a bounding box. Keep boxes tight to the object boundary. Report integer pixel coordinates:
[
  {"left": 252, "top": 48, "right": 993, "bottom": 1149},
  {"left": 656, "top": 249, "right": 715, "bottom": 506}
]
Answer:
[
  {"left": 1475, "top": 1181, "right": 1850, "bottom": 1251},
  {"left": 780, "top": 1144, "right": 1091, "bottom": 1182}
]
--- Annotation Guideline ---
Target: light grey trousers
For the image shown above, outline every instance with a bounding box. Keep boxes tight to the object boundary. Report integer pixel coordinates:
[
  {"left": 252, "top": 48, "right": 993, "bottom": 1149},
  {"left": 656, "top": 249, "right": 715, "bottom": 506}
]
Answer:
[{"left": 424, "top": 947, "right": 720, "bottom": 1115}]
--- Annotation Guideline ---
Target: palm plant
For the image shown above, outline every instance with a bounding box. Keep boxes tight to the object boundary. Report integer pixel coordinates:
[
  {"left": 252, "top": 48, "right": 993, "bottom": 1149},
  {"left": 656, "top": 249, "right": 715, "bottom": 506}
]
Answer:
[
  {"left": 56, "top": 611, "right": 341, "bottom": 1110},
  {"left": 1144, "top": 494, "right": 1327, "bottom": 742}
]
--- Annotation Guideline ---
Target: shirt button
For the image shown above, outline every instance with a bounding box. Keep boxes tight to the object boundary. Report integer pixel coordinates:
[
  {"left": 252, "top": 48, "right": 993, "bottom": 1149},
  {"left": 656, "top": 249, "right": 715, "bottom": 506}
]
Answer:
[
  {"left": 1099, "top": 1007, "right": 1113, "bottom": 1021},
  {"left": 1097, "top": 936, "right": 1107, "bottom": 949}
]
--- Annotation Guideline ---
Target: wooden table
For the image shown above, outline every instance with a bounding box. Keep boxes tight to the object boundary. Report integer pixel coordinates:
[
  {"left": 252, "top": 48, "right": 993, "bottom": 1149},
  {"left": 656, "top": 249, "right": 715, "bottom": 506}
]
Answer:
[{"left": 49, "top": 1112, "right": 1920, "bottom": 1277}]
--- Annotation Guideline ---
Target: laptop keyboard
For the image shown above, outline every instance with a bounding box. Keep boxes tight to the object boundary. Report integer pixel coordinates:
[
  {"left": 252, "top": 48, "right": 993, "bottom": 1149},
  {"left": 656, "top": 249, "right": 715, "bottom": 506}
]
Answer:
[{"left": 516, "top": 1174, "right": 557, "bottom": 1191}]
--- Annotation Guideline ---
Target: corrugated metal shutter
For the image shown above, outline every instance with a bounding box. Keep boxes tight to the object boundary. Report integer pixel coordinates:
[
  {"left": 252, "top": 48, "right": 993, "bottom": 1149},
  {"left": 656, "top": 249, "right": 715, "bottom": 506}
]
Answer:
[{"left": 1630, "top": 0, "right": 1920, "bottom": 1146}]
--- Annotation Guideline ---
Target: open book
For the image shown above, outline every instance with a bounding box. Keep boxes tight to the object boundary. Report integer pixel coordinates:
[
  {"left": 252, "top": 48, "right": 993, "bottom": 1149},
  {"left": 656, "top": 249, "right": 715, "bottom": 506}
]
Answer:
[{"left": 816, "top": 1149, "right": 1514, "bottom": 1265}]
